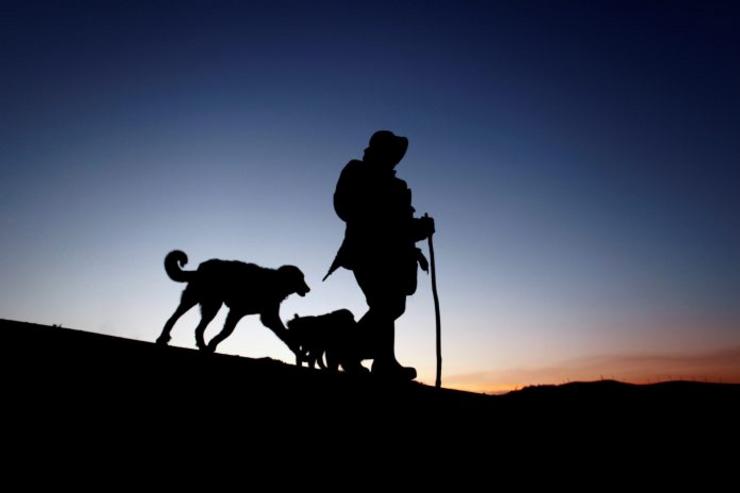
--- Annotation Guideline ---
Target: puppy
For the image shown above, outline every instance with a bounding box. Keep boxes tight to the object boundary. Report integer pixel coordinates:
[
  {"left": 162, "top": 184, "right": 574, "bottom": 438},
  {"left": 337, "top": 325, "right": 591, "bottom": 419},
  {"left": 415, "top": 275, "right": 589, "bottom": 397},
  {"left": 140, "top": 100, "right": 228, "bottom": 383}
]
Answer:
[
  {"left": 287, "top": 309, "right": 367, "bottom": 374},
  {"left": 157, "top": 250, "right": 309, "bottom": 353},
  {"left": 287, "top": 313, "right": 330, "bottom": 369}
]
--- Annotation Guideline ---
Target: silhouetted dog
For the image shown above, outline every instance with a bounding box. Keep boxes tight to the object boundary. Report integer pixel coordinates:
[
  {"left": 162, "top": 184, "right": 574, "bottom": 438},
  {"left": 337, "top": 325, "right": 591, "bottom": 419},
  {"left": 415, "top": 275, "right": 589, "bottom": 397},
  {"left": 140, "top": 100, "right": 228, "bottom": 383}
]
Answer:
[
  {"left": 287, "top": 309, "right": 367, "bottom": 374},
  {"left": 157, "top": 250, "right": 309, "bottom": 353}
]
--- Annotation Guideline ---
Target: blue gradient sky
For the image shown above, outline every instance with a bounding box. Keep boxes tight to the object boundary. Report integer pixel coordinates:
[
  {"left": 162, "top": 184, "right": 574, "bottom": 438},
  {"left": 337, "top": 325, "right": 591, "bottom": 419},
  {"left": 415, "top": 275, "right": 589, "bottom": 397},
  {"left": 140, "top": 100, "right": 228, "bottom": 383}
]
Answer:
[{"left": 2, "top": 1, "right": 739, "bottom": 390}]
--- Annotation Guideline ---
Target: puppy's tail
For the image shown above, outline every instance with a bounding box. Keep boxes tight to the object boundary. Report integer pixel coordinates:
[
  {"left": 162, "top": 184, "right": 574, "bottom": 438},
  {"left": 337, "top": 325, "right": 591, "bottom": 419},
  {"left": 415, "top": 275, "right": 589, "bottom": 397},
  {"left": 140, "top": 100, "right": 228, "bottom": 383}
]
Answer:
[{"left": 164, "top": 250, "right": 194, "bottom": 283}]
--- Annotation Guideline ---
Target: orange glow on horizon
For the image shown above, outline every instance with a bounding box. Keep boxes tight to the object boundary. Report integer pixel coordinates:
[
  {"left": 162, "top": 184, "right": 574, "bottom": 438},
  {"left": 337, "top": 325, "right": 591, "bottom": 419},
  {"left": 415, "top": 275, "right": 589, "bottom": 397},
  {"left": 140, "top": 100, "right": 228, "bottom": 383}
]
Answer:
[{"left": 443, "top": 346, "right": 740, "bottom": 394}]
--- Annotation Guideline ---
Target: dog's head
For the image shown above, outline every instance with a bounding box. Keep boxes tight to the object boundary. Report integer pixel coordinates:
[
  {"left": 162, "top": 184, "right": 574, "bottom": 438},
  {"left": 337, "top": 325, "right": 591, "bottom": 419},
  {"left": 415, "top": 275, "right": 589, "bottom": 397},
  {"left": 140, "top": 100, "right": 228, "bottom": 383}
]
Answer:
[
  {"left": 278, "top": 265, "right": 310, "bottom": 297},
  {"left": 327, "top": 309, "right": 356, "bottom": 327}
]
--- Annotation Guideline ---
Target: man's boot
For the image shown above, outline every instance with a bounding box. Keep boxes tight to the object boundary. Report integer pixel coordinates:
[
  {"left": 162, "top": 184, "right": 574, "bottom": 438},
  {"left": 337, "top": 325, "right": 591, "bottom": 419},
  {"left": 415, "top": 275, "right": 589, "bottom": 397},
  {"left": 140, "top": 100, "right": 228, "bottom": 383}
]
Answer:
[{"left": 371, "top": 358, "right": 417, "bottom": 381}]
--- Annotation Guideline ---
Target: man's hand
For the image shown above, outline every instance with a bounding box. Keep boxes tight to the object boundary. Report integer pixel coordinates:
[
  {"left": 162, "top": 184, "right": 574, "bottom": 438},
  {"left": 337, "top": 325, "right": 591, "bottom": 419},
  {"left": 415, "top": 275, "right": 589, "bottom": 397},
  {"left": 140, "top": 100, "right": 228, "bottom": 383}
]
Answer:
[
  {"left": 420, "top": 214, "right": 435, "bottom": 237},
  {"left": 412, "top": 215, "right": 435, "bottom": 242}
]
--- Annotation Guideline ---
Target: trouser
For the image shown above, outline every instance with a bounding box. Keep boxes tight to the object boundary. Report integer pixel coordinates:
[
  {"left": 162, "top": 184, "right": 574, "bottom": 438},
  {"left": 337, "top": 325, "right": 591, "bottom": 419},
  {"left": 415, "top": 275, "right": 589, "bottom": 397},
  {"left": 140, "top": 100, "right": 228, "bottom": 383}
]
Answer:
[{"left": 352, "top": 260, "right": 416, "bottom": 363}]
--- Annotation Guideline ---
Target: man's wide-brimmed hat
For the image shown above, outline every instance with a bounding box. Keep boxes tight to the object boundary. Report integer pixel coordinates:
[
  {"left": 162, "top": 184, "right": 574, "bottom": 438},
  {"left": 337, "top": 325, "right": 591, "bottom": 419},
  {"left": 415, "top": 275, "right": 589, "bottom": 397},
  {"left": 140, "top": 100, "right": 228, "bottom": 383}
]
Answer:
[{"left": 367, "top": 130, "right": 408, "bottom": 165}]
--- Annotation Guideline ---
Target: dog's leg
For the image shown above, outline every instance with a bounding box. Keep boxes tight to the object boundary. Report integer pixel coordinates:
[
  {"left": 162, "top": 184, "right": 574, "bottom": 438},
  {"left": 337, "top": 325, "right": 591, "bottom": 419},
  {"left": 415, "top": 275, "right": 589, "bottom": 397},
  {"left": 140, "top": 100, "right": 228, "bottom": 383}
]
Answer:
[
  {"left": 325, "top": 350, "right": 340, "bottom": 372},
  {"left": 194, "top": 301, "right": 221, "bottom": 350},
  {"left": 157, "top": 289, "right": 198, "bottom": 345},
  {"left": 205, "top": 309, "right": 243, "bottom": 353},
  {"left": 260, "top": 307, "right": 295, "bottom": 351},
  {"left": 295, "top": 345, "right": 307, "bottom": 367}
]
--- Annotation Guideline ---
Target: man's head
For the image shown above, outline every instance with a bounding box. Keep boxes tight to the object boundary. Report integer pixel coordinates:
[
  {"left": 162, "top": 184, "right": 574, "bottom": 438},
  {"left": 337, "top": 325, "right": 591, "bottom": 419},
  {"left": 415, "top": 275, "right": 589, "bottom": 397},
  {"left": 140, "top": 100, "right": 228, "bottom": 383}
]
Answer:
[{"left": 362, "top": 130, "right": 408, "bottom": 169}]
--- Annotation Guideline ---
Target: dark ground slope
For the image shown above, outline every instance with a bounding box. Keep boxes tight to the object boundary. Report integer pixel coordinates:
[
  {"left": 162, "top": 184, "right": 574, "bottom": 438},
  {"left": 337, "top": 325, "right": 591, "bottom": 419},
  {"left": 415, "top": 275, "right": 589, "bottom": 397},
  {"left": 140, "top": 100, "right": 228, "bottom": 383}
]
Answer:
[{"left": 2, "top": 318, "right": 738, "bottom": 445}]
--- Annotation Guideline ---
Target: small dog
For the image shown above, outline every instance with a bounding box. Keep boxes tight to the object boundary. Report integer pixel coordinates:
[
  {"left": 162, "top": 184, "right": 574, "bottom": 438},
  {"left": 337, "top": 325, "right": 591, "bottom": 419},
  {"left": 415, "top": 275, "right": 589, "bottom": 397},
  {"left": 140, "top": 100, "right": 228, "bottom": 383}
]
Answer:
[
  {"left": 157, "top": 250, "right": 309, "bottom": 353},
  {"left": 287, "top": 309, "right": 367, "bottom": 374}
]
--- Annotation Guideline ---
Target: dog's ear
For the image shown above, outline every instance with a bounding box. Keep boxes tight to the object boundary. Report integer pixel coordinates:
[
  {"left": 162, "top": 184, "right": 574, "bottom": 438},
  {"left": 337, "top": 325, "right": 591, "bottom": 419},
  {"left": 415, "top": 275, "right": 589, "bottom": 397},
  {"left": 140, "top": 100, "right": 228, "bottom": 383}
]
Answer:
[
  {"left": 278, "top": 265, "right": 302, "bottom": 278},
  {"left": 279, "top": 265, "right": 310, "bottom": 296}
]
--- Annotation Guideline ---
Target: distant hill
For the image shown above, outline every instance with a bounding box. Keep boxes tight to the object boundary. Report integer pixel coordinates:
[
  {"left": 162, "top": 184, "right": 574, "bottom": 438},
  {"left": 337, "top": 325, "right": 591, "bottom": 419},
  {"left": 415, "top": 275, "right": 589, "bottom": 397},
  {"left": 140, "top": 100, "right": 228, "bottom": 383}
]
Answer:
[{"left": 3, "top": 318, "right": 738, "bottom": 445}]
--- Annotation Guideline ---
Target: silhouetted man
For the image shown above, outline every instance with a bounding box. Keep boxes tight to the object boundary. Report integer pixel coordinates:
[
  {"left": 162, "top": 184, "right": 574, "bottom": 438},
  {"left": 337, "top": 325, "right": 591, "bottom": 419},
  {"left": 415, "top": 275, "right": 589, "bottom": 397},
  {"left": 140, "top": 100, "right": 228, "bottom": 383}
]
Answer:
[{"left": 324, "top": 130, "right": 434, "bottom": 380}]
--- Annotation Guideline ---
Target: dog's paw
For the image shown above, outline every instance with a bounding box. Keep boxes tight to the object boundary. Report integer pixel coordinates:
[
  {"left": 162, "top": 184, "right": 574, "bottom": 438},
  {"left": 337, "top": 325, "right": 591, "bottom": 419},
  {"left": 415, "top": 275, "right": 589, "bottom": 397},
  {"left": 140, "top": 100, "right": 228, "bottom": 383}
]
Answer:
[{"left": 155, "top": 335, "right": 171, "bottom": 345}]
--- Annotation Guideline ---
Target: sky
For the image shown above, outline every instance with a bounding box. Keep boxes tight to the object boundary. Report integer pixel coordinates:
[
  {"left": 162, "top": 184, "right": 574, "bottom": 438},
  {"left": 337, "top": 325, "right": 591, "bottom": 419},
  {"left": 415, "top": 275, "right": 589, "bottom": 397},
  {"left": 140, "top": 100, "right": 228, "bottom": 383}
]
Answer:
[{"left": 1, "top": 0, "right": 739, "bottom": 392}]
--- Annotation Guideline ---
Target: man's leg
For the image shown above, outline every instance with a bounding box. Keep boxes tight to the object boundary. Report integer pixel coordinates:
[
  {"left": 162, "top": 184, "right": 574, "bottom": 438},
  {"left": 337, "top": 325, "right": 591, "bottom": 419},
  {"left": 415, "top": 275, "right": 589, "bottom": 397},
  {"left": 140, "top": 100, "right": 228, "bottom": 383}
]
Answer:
[
  {"left": 354, "top": 266, "right": 416, "bottom": 380},
  {"left": 368, "top": 296, "right": 415, "bottom": 380}
]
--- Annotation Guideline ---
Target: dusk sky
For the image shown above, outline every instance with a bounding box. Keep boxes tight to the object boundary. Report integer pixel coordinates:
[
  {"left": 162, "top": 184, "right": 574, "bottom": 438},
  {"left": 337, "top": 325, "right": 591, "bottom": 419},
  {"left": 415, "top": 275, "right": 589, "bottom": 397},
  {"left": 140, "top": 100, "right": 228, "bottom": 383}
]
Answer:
[{"left": 2, "top": 0, "right": 739, "bottom": 392}]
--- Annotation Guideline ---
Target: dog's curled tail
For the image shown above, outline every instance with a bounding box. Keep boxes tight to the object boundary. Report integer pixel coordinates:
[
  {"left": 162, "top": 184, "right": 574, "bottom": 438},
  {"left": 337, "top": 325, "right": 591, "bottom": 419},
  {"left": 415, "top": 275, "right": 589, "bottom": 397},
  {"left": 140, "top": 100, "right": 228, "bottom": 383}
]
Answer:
[{"left": 164, "top": 250, "right": 193, "bottom": 283}]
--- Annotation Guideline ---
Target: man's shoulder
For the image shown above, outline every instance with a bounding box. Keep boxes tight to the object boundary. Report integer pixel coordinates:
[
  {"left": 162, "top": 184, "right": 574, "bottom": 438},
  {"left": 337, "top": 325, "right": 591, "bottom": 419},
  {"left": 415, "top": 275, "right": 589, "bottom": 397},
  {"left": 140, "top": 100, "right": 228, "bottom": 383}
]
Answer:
[
  {"left": 341, "top": 159, "right": 365, "bottom": 172},
  {"left": 339, "top": 159, "right": 367, "bottom": 181}
]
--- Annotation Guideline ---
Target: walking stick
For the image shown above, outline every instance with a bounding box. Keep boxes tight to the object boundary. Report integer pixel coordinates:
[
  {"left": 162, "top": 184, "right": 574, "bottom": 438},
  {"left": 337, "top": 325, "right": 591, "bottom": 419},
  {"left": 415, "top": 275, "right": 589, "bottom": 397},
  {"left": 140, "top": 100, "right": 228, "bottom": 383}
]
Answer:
[{"left": 424, "top": 213, "right": 442, "bottom": 388}]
